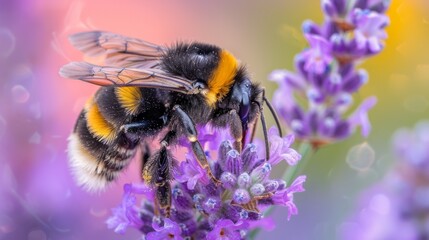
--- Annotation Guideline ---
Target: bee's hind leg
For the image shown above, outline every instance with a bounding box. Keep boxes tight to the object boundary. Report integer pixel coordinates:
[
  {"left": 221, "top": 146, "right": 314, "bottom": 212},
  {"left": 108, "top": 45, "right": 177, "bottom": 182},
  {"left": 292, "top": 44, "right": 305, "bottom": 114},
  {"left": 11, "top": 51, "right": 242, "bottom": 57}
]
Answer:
[{"left": 172, "top": 105, "right": 221, "bottom": 185}]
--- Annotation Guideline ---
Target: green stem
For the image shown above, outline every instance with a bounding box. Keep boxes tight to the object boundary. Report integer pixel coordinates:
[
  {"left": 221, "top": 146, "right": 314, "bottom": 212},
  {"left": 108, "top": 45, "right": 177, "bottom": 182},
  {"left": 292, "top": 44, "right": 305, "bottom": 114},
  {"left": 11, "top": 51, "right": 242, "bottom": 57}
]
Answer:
[{"left": 248, "top": 142, "right": 314, "bottom": 239}]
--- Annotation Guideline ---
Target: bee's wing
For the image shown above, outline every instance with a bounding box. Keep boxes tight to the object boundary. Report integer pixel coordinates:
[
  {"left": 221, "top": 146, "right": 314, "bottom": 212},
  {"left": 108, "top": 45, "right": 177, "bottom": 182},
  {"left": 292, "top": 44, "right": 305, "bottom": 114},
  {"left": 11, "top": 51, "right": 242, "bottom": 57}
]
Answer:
[
  {"left": 60, "top": 62, "right": 195, "bottom": 94},
  {"left": 69, "top": 31, "right": 165, "bottom": 68}
]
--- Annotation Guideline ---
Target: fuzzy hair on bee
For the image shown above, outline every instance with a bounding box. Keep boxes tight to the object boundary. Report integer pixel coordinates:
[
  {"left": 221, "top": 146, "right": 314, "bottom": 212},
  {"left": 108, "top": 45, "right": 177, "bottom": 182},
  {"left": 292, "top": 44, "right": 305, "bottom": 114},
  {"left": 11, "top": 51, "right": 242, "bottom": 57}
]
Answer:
[{"left": 60, "top": 31, "right": 282, "bottom": 216}]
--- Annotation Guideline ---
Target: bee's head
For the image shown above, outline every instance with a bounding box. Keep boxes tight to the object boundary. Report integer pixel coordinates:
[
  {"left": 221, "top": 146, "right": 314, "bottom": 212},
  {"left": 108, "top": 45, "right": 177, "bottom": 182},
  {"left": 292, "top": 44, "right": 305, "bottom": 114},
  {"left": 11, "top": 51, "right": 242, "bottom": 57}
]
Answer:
[
  {"left": 218, "top": 67, "right": 263, "bottom": 136},
  {"left": 218, "top": 67, "right": 281, "bottom": 160}
]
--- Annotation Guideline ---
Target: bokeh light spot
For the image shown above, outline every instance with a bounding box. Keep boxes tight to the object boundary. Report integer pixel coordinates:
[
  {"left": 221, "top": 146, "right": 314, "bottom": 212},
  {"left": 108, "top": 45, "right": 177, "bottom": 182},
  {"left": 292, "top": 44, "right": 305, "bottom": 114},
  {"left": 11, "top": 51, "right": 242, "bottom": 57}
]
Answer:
[
  {"left": 369, "top": 194, "right": 390, "bottom": 215},
  {"left": 11, "top": 85, "right": 30, "bottom": 103},
  {"left": 0, "top": 28, "right": 15, "bottom": 58},
  {"left": 90, "top": 207, "right": 108, "bottom": 218},
  {"left": 346, "top": 142, "right": 375, "bottom": 171},
  {"left": 29, "top": 132, "right": 41, "bottom": 144},
  {"left": 27, "top": 229, "right": 47, "bottom": 240}
]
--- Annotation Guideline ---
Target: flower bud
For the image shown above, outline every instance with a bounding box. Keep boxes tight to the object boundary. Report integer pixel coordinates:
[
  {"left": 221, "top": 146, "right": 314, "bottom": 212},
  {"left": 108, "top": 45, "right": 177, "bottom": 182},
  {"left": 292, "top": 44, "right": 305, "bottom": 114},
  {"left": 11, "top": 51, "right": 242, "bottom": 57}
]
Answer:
[
  {"left": 172, "top": 186, "right": 193, "bottom": 210},
  {"left": 241, "top": 144, "right": 258, "bottom": 172},
  {"left": 225, "top": 150, "right": 242, "bottom": 175},
  {"left": 264, "top": 180, "right": 280, "bottom": 192},
  {"left": 250, "top": 183, "right": 266, "bottom": 196},
  {"left": 220, "top": 172, "right": 237, "bottom": 189},
  {"left": 218, "top": 140, "right": 233, "bottom": 163},
  {"left": 203, "top": 198, "right": 221, "bottom": 213},
  {"left": 237, "top": 172, "right": 251, "bottom": 189},
  {"left": 251, "top": 162, "right": 272, "bottom": 183},
  {"left": 233, "top": 189, "right": 251, "bottom": 204}
]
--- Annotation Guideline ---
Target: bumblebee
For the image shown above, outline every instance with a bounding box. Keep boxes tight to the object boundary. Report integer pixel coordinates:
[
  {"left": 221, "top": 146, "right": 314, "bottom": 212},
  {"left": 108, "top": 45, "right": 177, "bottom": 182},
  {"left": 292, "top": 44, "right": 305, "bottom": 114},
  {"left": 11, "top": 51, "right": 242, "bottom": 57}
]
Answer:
[{"left": 60, "top": 31, "right": 281, "bottom": 216}]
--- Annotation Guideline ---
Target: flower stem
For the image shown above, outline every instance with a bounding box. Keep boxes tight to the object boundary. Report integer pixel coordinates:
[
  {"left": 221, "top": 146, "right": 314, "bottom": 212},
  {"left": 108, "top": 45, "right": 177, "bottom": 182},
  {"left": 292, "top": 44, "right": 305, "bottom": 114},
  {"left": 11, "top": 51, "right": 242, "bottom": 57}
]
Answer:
[{"left": 248, "top": 142, "right": 314, "bottom": 239}]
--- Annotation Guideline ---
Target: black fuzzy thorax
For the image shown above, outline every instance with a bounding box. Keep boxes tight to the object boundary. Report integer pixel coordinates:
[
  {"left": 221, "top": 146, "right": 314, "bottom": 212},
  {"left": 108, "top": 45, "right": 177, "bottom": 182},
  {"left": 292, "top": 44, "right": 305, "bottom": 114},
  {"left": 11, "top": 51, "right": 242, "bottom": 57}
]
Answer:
[{"left": 161, "top": 42, "right": 221, "bottom": 84}]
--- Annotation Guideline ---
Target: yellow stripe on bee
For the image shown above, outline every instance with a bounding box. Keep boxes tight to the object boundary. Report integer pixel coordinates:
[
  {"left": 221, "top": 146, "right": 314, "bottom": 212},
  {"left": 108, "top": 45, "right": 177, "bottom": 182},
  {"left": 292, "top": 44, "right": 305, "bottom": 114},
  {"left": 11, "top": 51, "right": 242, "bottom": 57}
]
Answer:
[
  {"left": 206, "top": 50, "right": 238, "bottom": 106},
  {"left": 142, "top": 167, "right": 152, "bottom": 183},
  {"left": 86, "top": 100, "right": 117, "bottom": 144},
  {"left": 115, "top": 87, "right": 142, "bottom": 115}
]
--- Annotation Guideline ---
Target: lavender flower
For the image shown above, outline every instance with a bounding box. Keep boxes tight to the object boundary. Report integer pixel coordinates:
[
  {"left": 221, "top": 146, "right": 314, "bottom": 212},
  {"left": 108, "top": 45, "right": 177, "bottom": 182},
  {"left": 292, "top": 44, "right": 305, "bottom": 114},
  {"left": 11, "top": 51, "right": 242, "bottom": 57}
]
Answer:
[
  {"left": 106, "top": 126, "right": 305, "bottom": 239},
  {"left": 343, "top": 122, "right": 429, "bottom": 240},
  {"left": 271, "top": 0, "right": 390, "bottom": 146}
]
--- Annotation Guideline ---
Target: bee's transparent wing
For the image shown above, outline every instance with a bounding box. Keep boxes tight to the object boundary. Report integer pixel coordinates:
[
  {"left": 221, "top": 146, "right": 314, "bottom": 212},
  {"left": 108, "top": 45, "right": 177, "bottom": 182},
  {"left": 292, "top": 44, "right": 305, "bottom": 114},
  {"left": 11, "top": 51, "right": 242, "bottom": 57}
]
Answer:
[
  {"left": 59, "top": 62, "right": 195, "bottom": 94},
  {"left": 69, "top": 31, "right": 165, "bottom": 68}
]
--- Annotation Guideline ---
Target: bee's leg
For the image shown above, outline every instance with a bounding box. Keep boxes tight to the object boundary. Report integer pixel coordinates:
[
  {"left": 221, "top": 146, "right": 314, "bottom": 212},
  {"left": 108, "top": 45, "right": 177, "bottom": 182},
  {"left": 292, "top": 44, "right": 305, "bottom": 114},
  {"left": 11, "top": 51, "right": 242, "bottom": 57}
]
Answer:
[
  {"left": 140, "top": 142, "right": 151, "bottom": 179},
  {"left": 121, "top": 116, "right": 167, "bottom": 136},
  {"left": 228, "top": 109, "right": 244, "bottom": 152},
  {"left": 142, "top": 145, "right": 173, "bottom": 218},
  {"left": 210, "top": 109, "right": 243, "bottom": 152},
  {"left": 172, "top": 105, "right": 221, "bottom": 185},
  {"left": 121, "top": 121, "right": 151, "bottom": 134}
]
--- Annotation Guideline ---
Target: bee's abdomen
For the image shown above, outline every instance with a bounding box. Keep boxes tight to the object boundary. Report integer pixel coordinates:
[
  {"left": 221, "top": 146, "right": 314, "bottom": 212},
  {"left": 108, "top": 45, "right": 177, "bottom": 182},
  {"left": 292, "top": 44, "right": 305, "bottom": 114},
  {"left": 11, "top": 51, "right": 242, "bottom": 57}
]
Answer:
[
  {"left": 68, "top": 92, "right": 140, "bottom": 192},
  {"left": 68, "top": 86, "right": 167, "bottom": 192}
]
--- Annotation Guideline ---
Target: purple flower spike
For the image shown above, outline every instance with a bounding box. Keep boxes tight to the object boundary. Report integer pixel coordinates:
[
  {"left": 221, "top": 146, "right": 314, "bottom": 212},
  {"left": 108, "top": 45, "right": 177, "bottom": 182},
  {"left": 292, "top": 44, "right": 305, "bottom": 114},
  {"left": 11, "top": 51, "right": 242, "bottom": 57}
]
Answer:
[
  {"left": 207, "top": 220, "right": 246, "bottom": 240},
  {"left": 271, "top": 0, "right": 390, "bottom": 145},
  {"left": 108, "top": 107, "right": 305, "bottom": 238},
  {"left": 147, "top": 219, "right": 183, "bottom": 240}
]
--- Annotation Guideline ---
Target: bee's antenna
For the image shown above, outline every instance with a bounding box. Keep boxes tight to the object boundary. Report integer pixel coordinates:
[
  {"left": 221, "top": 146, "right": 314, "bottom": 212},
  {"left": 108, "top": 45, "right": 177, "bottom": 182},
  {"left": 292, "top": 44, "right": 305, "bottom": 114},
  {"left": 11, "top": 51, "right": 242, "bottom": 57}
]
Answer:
[
  {"left": 263, "top": 97, "right": 283, "bottom": 137},
  {"left": 259, "top": 89, "right": 270, "bottom": 161},
  {"left": 259, "top": 105, "right": 270, "bottom": 161}
]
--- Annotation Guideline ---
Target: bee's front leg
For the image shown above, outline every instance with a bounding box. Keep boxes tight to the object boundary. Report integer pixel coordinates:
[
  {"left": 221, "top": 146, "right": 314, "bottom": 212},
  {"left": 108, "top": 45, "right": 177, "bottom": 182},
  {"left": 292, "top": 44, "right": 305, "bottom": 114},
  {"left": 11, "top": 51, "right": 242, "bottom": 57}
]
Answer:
[
  {"left": 227, "top": 109, "right": 244, "bottom": 152},
  {"left": 142, "top": 145, "right": 173, "bottom": 218},
  {"left": 172, "top": 105, "right": 221, "bottom": 185}
]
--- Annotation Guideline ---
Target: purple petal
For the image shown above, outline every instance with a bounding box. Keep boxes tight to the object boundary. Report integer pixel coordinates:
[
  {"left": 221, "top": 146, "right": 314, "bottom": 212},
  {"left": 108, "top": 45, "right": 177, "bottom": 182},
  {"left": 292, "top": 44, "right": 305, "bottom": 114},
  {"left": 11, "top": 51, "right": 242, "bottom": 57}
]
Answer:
[
  {"left": 322, "top": 0, "right": 337, "bottom": 17},
  {"left": 287, "top": 175, "right": 307, "bottom": 194},
  {"left": 148, "top": 219, "right": 183, "bottom": 240},
  {"left": 281, "top": 148, "right": 301, "bottom": 166},
  {"left": 269, "top": 69, "right": 306, "bottom": 90},
  {"left": 302, "top": 20, "right": 322, "bottom": 35},
  {"left": 348, "top": 96, "right": 377, "bottom": 137},
  {"left": 207, "top": 220, "right": 247, "bottom": 240}
]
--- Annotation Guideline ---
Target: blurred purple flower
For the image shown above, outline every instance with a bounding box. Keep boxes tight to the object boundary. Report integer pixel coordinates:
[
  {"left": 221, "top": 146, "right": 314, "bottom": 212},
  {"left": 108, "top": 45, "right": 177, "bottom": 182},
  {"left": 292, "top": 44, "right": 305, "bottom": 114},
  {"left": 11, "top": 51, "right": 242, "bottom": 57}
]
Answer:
[
  {"left": 300, "top": 34, "right": 333, "bottom": 75},
  {"left": 107, "top": 125, "right": 305, "bottom": 238},
  {"left": 352, "top": 9, "right": 389, "bottom": 54},
  {"left": 106, "top": 184, "right": 147, "bottom": 234},
  {"left": 343, "top": 122, "right": 429, "bottom": 240},
  {"left": 271, "top": 0, "right": 390, "bottom": 146}
]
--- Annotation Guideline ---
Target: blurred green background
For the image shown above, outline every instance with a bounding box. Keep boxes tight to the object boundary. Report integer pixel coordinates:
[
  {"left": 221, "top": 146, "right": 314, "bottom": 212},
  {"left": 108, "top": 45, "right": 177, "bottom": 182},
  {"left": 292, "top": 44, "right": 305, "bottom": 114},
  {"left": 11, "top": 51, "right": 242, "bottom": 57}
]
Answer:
[{"left": 1, "top": 0, "right": 429, "bottom": 239}]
